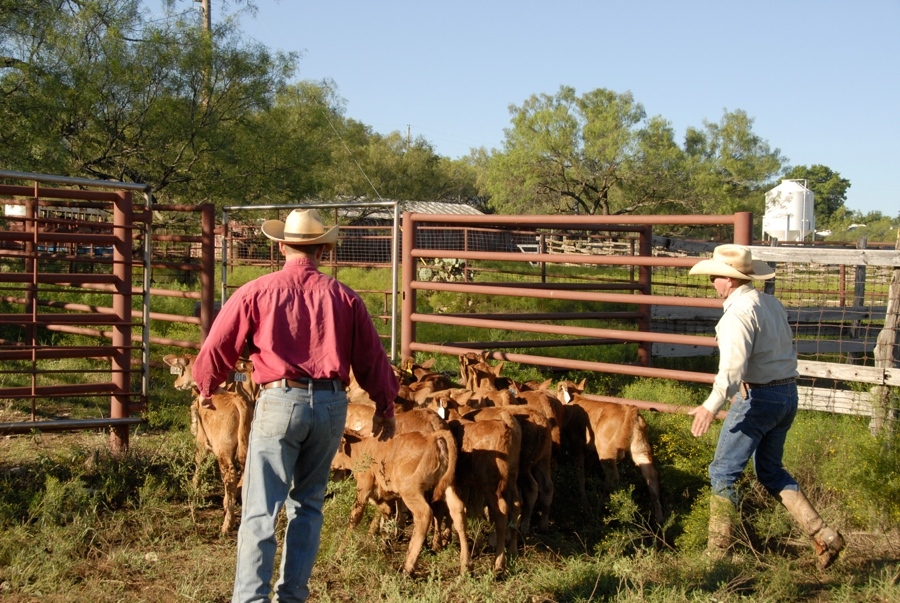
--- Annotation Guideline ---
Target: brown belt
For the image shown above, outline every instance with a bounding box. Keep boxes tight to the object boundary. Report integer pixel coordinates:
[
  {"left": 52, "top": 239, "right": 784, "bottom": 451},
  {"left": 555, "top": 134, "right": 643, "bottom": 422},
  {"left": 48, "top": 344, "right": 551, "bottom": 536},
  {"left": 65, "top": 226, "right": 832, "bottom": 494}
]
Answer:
[
  {"left": 743, "top": 377, "right": 796, "bottom": 389},
  {"left": 260, "top": 378, "right": 343, "bottom": 391}
]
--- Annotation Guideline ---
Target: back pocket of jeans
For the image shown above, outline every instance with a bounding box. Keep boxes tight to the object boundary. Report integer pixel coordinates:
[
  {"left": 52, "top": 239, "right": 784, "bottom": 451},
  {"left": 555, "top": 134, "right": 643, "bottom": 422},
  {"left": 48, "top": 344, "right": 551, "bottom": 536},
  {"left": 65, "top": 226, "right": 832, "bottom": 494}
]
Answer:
[{"left": 255, "top": 396, "right": 294, "bottom": 437}]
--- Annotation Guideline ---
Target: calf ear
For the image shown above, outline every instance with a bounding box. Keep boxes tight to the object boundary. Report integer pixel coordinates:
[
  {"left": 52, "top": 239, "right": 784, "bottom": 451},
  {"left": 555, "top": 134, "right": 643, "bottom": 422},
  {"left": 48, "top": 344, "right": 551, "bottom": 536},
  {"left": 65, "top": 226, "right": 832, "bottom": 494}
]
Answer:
[{"left": 162, "top": 354, "right": 177, "bottom": 367}]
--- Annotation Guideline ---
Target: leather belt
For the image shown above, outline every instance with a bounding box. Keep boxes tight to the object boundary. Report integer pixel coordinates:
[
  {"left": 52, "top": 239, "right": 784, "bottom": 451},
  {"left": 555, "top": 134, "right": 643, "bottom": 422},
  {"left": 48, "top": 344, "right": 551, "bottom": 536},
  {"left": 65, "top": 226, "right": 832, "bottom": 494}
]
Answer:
[
  {"left": 260, "top": 378, "right": 343, "bottom": 391},
  {"left": 743, "top": 377, "right": 796, "bottom": 389}
]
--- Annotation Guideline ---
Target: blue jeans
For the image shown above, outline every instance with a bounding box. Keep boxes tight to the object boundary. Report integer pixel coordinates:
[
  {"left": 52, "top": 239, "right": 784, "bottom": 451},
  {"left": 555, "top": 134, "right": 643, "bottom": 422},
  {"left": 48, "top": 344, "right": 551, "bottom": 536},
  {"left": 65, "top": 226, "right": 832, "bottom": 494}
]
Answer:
[
  {"left": 709, "top": 383, "right": 799, "bottom": 504},
  {"left": 232, "top": 383, "right": 347, "bottom": 603}
]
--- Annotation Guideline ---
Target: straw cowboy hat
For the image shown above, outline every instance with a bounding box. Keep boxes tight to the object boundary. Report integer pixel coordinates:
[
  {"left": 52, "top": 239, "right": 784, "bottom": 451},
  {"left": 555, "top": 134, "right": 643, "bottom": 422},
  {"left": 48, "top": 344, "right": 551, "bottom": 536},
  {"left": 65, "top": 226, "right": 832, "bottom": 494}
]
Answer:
[
  {"left": 261, "top": 209, "right": 339, "bottom": 250},
  {"left": 689, "top": 244, "right": 775, "bottom": 280}
]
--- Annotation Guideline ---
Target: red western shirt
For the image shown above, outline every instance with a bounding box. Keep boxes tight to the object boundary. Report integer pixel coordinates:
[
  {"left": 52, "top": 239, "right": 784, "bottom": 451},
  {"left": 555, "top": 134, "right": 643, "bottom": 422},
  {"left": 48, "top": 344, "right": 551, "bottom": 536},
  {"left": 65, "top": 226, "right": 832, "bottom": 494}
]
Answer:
[{"left": 191, "top": 256, "right": 397, "bottom": 418}]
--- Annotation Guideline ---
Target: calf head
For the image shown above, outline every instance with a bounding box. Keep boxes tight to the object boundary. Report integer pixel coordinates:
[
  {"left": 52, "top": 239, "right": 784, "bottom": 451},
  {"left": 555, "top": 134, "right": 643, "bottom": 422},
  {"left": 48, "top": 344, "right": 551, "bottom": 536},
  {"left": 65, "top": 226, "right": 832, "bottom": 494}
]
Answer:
[
  {"left": 556, "top": 378, "right": 587, "bottom": 404},
  {"left": 162, "top": 353, "right": 257, "bottom": 398},
  {"left": 163, "top": 354, "right": 197, "bottom": 391},
  {"left": 429, "top": 389, "right": 473, "bottom": 421}
]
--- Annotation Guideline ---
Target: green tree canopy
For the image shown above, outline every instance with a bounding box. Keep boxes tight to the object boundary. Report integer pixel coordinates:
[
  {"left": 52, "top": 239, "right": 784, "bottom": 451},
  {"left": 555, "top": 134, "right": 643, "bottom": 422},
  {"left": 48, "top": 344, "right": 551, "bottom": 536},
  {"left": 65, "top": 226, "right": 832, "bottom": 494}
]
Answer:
[
  {"left": 481, "top": 86, "right": 665, "bottom": 215},
  {"left": 479, "top": 87, "right": 785, "bottom": 219},
  {"left": 1, "top": 0, "right": 296, "bottom": 206},
  {"left": 683, "top": 109, "right": 785, "bottom": 217}
]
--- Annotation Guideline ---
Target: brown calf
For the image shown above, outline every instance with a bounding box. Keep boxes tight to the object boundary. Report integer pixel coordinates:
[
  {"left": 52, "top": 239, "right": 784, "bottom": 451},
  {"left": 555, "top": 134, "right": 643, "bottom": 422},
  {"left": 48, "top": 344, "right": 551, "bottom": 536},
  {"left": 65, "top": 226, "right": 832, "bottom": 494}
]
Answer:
[
  {"left": 557, "top": 379, "right": 664, "bottom": 523},
  {"left": 463, "top": 405, "right": 554, "bottom": 534},
  {"left": 162, "top": 353, "right": 256, "bottom": 533},
  {"left": 332, "top": 429, "right": 471, "bottom": 576},
  {"left": 445, "top": 409, "right": 522, "bottom": 573}
]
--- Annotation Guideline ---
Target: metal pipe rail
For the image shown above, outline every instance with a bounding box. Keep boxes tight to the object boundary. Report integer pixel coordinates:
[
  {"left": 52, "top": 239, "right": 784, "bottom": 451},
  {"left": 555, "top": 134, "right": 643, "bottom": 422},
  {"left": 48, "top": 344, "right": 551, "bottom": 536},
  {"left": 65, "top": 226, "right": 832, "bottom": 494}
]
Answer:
[{"left": 401, "top": 211, "right": 754, "bottom": 412}]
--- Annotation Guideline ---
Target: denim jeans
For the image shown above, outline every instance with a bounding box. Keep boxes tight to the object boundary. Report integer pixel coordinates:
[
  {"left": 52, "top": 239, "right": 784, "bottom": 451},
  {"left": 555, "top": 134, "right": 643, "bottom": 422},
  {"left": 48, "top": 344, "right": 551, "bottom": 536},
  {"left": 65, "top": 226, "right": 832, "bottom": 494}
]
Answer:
[
  {"left": 232, "top": 383, "right": 347, "bottom": 603},
  {"left": 709, "top": 382, "right": 799, "bottom": 504}
]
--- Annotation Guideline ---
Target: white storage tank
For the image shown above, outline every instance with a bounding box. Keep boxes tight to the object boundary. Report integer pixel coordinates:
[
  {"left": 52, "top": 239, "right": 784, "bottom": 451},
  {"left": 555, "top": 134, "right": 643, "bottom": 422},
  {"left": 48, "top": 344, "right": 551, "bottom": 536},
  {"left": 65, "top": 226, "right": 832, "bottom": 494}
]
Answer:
[{"left": 763, "top": 179, "right": 815, "bottom": 242}]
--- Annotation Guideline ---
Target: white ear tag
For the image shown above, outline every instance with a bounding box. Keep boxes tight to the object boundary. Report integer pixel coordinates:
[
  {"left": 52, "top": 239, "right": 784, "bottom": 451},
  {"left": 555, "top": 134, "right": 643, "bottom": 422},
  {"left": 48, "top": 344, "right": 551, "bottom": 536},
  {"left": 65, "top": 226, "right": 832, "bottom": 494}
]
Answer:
[
  {"left": 170, "top": 366, "right": 183, "bottom": 375},
  {"left": 233, "top": 373, "right": 247, "bottom": 383},
  {"left": 437, "top": 405, "right": 447, "bottom": 420},
  {"left": 563, "top": 390, "right": 571, "bottom": 404}
]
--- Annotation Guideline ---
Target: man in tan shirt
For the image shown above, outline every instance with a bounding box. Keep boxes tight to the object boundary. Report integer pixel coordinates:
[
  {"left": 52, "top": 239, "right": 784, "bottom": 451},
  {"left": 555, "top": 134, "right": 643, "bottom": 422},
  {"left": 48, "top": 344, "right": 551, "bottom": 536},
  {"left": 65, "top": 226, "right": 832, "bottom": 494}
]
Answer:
[{"left": 688, "top": 245, "right": 844, "bottom": 569}]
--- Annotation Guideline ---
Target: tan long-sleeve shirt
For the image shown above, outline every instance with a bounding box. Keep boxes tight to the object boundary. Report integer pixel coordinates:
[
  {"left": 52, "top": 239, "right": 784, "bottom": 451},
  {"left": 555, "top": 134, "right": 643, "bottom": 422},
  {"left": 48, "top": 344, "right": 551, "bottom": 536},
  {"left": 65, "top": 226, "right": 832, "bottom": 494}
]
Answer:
[{"left": 701, "top": 284, "right": 799, "bottom": 415}]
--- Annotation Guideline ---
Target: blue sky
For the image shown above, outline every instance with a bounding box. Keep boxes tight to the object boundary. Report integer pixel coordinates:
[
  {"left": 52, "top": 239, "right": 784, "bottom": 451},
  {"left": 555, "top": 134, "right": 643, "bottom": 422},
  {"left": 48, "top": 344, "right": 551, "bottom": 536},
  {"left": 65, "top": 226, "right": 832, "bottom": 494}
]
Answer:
[{"left": 232, "top": 0, "right": 897, "bottom": 216}]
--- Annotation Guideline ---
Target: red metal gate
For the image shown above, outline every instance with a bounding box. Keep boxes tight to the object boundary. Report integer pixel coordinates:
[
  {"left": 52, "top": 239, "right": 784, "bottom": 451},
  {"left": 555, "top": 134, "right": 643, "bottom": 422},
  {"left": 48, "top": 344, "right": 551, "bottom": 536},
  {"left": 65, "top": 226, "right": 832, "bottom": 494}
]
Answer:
[{"left": 0, "top": 171, "right": 151, "bottom": 453}]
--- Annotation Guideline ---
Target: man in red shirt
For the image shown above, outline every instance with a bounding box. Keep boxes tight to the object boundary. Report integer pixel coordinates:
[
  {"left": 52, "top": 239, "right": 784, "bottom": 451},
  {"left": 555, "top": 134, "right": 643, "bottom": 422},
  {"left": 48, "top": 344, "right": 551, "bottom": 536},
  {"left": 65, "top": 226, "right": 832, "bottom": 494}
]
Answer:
[{"left": 192, "top": 208, "right": 398, "bottom": 603}]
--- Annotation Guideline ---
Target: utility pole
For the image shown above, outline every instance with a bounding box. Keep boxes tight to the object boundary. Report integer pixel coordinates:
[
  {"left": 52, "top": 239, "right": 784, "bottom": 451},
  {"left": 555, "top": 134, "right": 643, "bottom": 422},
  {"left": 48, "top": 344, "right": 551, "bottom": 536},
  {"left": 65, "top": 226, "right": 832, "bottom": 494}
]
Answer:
[
  {"left": 196, "top": 0, "right": 211, "bottom": 32},
  {"left": 195, "top": 0, "right": 211, "bottom": 107}
]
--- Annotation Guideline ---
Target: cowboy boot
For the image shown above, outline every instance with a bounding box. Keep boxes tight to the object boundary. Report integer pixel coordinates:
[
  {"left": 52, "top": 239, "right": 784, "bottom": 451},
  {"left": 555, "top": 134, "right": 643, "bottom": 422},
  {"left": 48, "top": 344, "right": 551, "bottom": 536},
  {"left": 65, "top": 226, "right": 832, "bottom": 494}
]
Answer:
[
  {"left": 707, "top": 494, "right": 735, "bottom": 556},
  {"left": 777, "top": 489, "right": 845, "bottom": 569}
]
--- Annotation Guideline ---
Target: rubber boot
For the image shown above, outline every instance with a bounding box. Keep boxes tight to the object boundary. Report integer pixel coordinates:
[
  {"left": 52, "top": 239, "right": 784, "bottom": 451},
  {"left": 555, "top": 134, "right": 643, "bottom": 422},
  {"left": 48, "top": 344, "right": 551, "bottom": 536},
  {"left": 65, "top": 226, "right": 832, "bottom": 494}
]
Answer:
[
  {"left": 777, "top": 489, "right": 845, "bottom": 569},
  {"left": 707, "top": 494, "right": 734, "bottom": 557}
]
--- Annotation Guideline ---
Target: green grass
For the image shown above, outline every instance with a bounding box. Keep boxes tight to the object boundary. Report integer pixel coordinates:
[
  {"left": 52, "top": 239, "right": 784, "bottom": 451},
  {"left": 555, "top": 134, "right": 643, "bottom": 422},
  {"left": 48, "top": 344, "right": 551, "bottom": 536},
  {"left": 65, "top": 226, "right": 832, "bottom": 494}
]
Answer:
[
  {"left": 1, "top": 411, "right": 897, "bottom": 602},
  {"left": 1, "top": 264, "right": 899, "bottom": 601}
]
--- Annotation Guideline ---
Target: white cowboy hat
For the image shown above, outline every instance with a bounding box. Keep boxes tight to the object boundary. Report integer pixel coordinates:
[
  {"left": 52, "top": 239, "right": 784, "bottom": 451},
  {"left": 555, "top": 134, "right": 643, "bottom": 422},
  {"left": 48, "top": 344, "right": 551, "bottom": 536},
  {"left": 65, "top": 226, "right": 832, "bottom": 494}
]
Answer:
[
  {"left": 261, "top": 209, "right": 339, "bottom": 250},
  {"left": 689, "top": 244, "right": 775, "bottom": 280}
]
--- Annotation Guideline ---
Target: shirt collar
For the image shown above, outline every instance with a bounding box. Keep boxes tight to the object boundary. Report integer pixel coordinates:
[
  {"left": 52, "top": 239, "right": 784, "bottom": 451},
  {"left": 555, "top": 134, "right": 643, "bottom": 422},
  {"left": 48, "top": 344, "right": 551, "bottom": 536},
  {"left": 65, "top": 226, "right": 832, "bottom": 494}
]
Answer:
[
  {"left": 283, "top": 256, "right": 318, "bottom": 269},
  {"left": 723, "top": 282, "right": 754, "bottom": 311}
]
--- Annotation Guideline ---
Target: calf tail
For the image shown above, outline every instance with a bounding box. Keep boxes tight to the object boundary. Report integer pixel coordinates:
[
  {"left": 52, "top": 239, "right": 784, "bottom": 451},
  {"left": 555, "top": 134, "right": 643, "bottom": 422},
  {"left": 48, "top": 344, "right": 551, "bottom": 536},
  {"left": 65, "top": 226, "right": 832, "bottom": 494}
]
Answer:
[
  {"left": 235, "top": 400, "right": 253, "bottom": 470},
  {"left": 630, "top": 412, "right": 664, "bottom": 523},
  {"left": 500, "top": 410, "right": 522, "bottom": 481},
  {"left": 431, "top": 429, "right": 459, "bottom": 503},
  {"left": 629, "top": 413, "right": 654, "bottom": 467}
]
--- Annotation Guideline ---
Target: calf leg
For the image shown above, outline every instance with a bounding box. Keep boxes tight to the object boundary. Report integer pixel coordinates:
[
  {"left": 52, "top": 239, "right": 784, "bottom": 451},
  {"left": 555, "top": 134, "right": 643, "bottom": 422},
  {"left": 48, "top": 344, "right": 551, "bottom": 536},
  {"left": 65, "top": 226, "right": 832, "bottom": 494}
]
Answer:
[
  {"left": 500, "top": 479, "right": 521, "bottom": 561},
  {"left": 443, "top": 485, "right": 471, "bottom": 575},
  {"left": 533, "top": 459, "right": 554, "bottom": 532},
  {"left": 483, "top": 488, "right": 508, "bottom": 573},
  {"left": 517, "top": 469, "right": 539, "bottom": 535},
  {"left": 399, "top": 492, "right": 433, "bottom": 575},
  {"left": 575, "top": 448, "right": 588, "bottom": 505},
  {"left": 637, "top": 462, "right": 664, "bottom": 523},
  {"left": 216, "top": 454, "right": 239, "bottom": 533},
  {"left": 599, "top": 457, "right": 620, "bottom": 489},
  {"left": 338, "top": 475, "right": 375, "bottom": 558},
  {"left": 192, "top": 422, "right": 213, "bottom": 491}
]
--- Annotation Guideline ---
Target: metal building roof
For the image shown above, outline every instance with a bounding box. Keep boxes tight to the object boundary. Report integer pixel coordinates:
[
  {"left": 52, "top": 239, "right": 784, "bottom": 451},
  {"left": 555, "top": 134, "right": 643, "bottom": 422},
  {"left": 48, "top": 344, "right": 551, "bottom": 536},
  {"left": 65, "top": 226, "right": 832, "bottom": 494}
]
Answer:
[{"left": 340, "top": 200, "right": 483, "bottom": 221}]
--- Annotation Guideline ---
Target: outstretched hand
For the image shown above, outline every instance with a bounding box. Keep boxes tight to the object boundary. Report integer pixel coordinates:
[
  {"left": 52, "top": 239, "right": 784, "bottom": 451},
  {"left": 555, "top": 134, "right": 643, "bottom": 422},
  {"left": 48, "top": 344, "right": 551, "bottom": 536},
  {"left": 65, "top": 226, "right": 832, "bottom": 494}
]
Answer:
[
  {"left": 372, "top": 415, "right": 396, "bottom": 441},
  {"left": 688, "top": 405, "right": 714, "bottom": 437}
]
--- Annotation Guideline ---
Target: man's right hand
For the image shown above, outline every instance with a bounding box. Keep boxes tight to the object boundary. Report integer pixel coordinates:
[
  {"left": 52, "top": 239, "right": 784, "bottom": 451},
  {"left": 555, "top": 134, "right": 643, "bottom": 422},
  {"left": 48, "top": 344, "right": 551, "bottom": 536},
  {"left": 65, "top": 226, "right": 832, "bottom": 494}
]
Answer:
[
  {"left": 688, "top": 405, "right": 714, "bottom": 437},
  {"left": 197, "top": 386, "right": 226, "bottom": 411},
  {"left": 372, "top": 415, "right": 396, "bottom": 441}
]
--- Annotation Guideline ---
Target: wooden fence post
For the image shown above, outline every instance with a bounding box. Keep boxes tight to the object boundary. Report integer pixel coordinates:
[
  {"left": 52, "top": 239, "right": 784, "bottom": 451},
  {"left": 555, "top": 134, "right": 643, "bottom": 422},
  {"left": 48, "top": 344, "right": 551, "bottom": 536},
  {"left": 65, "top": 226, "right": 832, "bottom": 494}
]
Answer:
[
  {"left": 849, "top": 237, "right": 868, "bottom": 364},
  {"left": 869, "top": 236, "right": 900, "bottom": 437}
]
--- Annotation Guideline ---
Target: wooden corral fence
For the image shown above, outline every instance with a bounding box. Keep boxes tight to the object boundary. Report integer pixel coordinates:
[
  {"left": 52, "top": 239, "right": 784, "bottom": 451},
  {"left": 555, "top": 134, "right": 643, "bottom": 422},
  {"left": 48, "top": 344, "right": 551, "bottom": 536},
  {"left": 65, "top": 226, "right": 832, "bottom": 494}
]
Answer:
[
  {"left": 653, "top": 243, "right": 900, "bottom": 430},
  {"left": 400, "top": 211, "right": 900, "bottom": 433}
]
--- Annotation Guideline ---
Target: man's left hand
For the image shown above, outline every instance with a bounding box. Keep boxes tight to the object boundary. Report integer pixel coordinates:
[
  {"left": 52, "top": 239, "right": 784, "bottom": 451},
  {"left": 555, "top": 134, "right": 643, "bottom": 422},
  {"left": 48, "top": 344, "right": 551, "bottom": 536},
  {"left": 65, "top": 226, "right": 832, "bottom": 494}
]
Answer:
[{"left": 372, "top": 415, "right": 396, "bottom": 441}]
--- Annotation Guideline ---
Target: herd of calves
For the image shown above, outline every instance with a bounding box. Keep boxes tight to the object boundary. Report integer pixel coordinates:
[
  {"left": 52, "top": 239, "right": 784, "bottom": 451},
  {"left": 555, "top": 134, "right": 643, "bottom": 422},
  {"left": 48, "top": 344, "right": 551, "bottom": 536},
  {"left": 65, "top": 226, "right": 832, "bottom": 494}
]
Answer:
[{"left": 162, "top": 352, "right": 664, "bottom": 575}]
